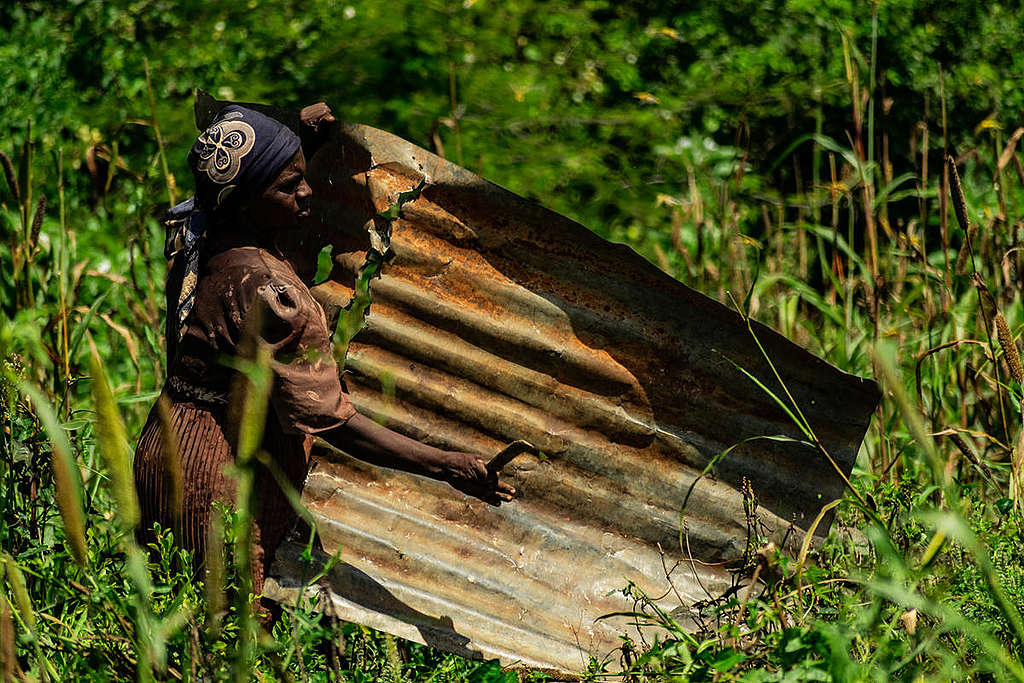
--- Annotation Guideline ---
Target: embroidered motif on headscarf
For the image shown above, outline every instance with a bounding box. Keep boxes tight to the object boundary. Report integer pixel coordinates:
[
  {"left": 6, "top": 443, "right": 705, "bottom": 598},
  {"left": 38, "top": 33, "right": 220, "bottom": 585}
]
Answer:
[
  {"left": 195, "top": 120, "right": 256, "bottom": 184},
  {"left": 164, "top": 104, "right": 301, "bottom": 343}
]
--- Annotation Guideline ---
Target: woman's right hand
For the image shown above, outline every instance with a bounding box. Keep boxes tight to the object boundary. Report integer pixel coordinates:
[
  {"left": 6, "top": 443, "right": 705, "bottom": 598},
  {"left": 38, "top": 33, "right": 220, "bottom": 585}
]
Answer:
[
  {"left": 299, "top": 102, "right": 335, "bottom": 133},
  {"left": 440, "top": 451, "right": 516, "bottom": 506}
]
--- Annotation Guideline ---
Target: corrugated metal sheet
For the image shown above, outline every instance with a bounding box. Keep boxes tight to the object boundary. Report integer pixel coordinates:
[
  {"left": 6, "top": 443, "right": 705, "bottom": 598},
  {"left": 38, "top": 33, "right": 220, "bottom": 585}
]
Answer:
[{"left": 205, "top": 105, "right": 879, "bottom": 674}]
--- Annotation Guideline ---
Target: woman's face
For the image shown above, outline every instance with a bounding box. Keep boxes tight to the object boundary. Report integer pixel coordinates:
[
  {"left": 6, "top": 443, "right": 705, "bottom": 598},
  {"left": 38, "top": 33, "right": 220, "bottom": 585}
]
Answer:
[{"left": 241, "top": 149, "right": 312, "bottom": 231}]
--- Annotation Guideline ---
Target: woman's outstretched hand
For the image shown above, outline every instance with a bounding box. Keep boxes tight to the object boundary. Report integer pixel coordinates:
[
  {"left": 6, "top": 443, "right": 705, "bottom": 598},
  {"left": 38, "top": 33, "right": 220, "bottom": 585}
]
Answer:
[
  {"left": 322, "top": 413, "right": 517, "bottom": 505},
  {"left": 441, "top": 451, "right": 516, "bottom": 506}
]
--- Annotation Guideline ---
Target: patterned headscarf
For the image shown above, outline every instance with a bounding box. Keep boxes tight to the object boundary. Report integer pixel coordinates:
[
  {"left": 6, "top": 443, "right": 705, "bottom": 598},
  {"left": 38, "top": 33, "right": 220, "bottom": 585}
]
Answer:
[{"left": 164, "top": 105, "right": 301, "bottom": 341}]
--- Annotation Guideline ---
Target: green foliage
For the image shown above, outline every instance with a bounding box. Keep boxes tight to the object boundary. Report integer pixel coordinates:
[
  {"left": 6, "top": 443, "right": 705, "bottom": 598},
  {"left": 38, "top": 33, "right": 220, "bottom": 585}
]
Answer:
[
  {"left": 6, "top": 0, "right": 1024, "bottom": 268},
  {"left": 5, "top": 0, "right": 1024, "bottom": 680}
]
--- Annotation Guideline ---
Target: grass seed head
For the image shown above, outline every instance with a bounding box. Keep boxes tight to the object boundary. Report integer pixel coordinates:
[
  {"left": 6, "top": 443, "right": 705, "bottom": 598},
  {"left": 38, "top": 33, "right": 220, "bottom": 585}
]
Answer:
[
  {"left": 996, "top": 313, "right": 1023, "bottom": 383},
  {"left": 948, "top": 155, "right": 971, "bottom": 233},
  {"left": 30, "top": 195, "right": 45, "bottom": 249},
  {"left": 1, "top": 557, "right": 35, "bottom": 633}
]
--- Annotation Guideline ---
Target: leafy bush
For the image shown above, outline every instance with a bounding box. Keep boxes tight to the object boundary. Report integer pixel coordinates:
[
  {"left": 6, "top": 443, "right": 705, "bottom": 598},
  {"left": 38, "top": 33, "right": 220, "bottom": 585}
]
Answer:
[{"left": 5, "top": 1, "right": 1024, "bottom": 680}]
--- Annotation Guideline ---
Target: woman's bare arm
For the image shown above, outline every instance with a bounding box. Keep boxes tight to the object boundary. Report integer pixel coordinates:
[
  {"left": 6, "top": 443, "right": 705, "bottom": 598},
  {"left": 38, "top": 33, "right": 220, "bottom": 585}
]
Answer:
[{"left": 320, "top": 412, "right": 516, "bottom": 505}]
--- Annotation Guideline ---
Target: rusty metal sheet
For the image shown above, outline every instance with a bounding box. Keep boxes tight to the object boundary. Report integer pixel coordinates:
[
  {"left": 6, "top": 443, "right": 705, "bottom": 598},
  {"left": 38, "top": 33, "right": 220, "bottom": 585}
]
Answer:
[{"left": 207, "top": 106, "right": 882, "bottom": 674}]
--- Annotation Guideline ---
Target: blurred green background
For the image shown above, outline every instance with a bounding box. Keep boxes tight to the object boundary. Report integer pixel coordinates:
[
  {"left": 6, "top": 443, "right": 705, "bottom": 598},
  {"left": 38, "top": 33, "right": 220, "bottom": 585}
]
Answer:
[{"left": 5, "top": 0, "right": 1022, "bottom": 255}]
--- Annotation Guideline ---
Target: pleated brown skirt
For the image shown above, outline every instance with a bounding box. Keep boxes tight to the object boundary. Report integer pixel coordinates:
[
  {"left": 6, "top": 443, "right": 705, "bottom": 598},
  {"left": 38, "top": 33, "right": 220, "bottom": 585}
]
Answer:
[{"left": 133, "top": 395, "right": 310, "bottom": 593}]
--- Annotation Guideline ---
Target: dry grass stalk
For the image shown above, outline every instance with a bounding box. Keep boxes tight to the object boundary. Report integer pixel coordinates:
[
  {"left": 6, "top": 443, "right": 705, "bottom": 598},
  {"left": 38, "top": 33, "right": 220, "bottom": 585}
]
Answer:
[
  {"left": 156, "top": 396, "right": 184, "bottom": 528},
  {"left": 997, "top": 128, "right": 1024, "bottom": 173},
  {"left": 946, "top": 431, "right": 998, "bottom": 486},
  {"left": 1013, "top": 153, "right": 1024, "bottom": 189},
  {"left": 0, "top": 150, "right": 19, "bottom": 203},
  {"left": 995, "top": 313, "right": 1023, "bottom": 383},
  {"left": 900, "top": 609, "right": 918, "bottom": 636}
]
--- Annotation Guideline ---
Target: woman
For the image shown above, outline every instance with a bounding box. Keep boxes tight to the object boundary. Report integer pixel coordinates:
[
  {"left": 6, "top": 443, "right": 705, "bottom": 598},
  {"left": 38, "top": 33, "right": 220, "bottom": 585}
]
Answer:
[{"left": 133, "top": 103, "right": 514, "bottom": 595}]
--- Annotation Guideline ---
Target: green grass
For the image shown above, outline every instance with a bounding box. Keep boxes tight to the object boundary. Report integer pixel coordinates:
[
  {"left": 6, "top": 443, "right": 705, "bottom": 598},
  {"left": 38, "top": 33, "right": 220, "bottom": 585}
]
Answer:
[
  {"left": 5, "top": 4, "right": 1024, "bottom": 678},
  {"left": 5, "top": 121, "right": 1024, "bottom": 682}
]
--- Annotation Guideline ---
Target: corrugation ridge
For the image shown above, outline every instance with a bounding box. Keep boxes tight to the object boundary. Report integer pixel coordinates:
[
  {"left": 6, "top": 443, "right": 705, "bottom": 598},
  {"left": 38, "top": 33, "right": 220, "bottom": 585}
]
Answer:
[
  {"left": 307, "top": 475, "right": 730, "bottom": 601},
  {"left": 309, "top": 515, "right": 653, "bottom": 645},
  {"left": 344, "top": 333, "right": 841, "bottom": 515},
  {"left": 343, "top": 345, "right": 705, "bottom": 485},
  {"left": 332, "top": 255, "right": 640, "bottom": 398},
  {"left": 339, "top": 378, "right": 747, "bottom": 543},
  {"left": 309, "top": 516, "right": 571, "bottom": 629},
  {"left": 307, "top": 445, "right": 748, "bottom": 574},
  {"left": 383, "top": 230, "right": 870, "bottom": 455},
  {"left": 341, "top": 373, "right": 782, "bottom": 560},
  {"left": 306, "top": 506, "right": 723, "bottom": 656},
  {"left": 355, "top": 305, "right": 656, "bottom": 444}
]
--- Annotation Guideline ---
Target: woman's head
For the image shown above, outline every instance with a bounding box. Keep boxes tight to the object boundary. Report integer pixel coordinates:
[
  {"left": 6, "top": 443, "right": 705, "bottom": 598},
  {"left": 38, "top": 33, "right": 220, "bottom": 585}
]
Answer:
[
  {"left": 188, "top": 105, "right": 305, "bottom": 227},
  {"left": 238, "top": 148, "right": 312, "bottom": 233}
]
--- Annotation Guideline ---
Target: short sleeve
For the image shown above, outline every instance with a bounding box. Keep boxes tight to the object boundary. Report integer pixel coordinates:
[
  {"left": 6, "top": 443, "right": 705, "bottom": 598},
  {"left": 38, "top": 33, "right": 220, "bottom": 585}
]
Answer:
[{"left": 253, "top": 277, "right": 357, "bottom": 435}]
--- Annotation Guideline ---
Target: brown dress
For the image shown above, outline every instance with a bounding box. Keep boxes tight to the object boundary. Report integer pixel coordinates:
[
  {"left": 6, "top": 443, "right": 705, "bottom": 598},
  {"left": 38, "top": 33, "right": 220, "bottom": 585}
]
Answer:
[{"left": 133, "top": 242, "right": 355, "bottom": 591}]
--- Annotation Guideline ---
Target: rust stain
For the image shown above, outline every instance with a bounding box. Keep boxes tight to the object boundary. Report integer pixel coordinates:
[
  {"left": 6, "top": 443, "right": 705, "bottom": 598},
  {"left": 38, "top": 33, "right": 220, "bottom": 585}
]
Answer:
[{"left": 197, "top": 96, "right": 879, "bottom": 675}]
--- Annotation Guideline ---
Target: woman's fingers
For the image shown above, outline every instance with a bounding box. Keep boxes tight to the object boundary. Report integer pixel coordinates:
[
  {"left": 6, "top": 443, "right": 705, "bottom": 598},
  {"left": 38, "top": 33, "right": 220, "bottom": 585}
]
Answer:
[
  {"left": 449, "top": 452, "right": 516, "bottom": 504},
  {"left": 299, "top": 102, "right": 335, "bottom": 130},
  {"left": 494, "top": 478, "right": 516, "bottom": 500}
]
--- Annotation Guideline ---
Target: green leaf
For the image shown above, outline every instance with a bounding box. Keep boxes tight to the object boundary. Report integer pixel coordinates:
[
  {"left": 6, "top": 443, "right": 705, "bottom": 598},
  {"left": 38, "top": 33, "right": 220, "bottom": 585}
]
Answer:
[{"left": 68, "top": 286, "right": 111, "bottom": 361}]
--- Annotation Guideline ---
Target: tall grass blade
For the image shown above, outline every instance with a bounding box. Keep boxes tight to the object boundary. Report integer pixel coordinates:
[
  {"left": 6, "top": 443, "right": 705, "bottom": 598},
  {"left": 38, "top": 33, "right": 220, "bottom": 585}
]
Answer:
[
  {"left": 872, "top": 343, "right": 945, "bottom": 488},
  {"left": 68, "top": 287, "right": 110, "bottom": 360},
  {"left": 0, "top": 150, "right": 19, "bottom": 203},
  {"left": 919, "top": 510, "right": 1024, "bottom": 663},
  {"left": 1, "top": 556, "right": 48, "bottom": 683},
  {"left": 0, "top": 557, "right": 34, "bottom": 633},
  {"left": 0, "top": 591, "right": 14, "bottom": 682},
  {"left": 87, "top": 337, "right": 140, "bottom": 530},
  {"left": 21, "top": 383, "right": 87, "bottom": 567},
  {"left": 205, "top": 509, "right": 226, "bottom": 637},
  {"left": 156, "top": 396, "right": 183, "bottom": 529},
  {"left": 794, "top": 498, "right": 842, "bottom": 608},
  {"left": 226, "top": 345, "right": 273, "bottom": 682}
]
